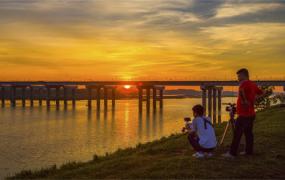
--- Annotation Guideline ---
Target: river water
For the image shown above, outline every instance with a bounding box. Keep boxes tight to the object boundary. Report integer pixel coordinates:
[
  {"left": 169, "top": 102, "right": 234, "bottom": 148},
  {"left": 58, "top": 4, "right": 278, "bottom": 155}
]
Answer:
[{"left": 0, "top": 97, "right": 236, "bottom": 178}]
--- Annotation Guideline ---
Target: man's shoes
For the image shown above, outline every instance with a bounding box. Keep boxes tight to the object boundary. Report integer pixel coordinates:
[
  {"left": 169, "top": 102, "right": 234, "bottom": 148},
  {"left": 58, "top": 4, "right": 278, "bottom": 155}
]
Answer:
[
  {"left": 222, "top": 152, "right": 235, "bottom": 158},
  {"left": 192, "top": 152, "right": 205, "bottom": 158}
]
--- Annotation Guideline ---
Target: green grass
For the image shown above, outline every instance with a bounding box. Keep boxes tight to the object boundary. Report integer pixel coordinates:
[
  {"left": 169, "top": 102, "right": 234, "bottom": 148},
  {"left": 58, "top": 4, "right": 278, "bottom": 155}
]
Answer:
[{"left": 9, "top": 106, "right": 285, "bottom": 179}]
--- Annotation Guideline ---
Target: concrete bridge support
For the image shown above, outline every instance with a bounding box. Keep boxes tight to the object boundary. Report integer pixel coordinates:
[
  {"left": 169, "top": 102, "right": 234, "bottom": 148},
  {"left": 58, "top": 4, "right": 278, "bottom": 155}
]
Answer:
[
  {"left": 38, "top": 87, "right": 43, "bottom": 106},
  {"left": 138, "top": 85, "right": 165, "bottom": 114},
  {"left": 201, "top": 87, "right": 207, "bottom": 110},
  {"left": 63, "top": 87, "right": 68, "bottom": 108},
  {"left": 86, "top": 85, "right": 116, "bottom": 111},
  {"left": 21, "top": 87, "right": 26, "bottom": 107},
  {"left": 155, "top": 86, "right": 165, "bottom": 110},
  {"left": 46, "top": 87, "right": 50, "bottom": 107},
  {"left": 112, "top": 88, "right": 116, "bottom": 110},
  {"left": 217, "top": 87, "right": 223, "bottom": 124},
  {"left": 86, "top": 85, "right": 101, "bottom": 110},
  {"left": 207, "top": 86, "right": 213, "bottom": 119},
  {"left": 146, "top": 88, "right": 151, "bottom": 113},
  {"left": 201, "top": 85, "right": 223, "bottom": 124},
  {"left": 86, "top": 85, "right": 100, "bottom": 111},
  {"left": 96, "top": 87, "right": 101, "bottom": 111},
  {"left": 9, "top": 85, "right": 29, "bottom": 107},
  {"left": 72, "top": 88, "right": 76, "bottom": 107},
  {"left": 45, "top": 85, "right": 63, "bottom": 109},
  {"left": 103, "top": 86, "right": 117, "bottom": 111},
  {"left": 55, "top": 87, "right": 60, "bottom": 108},
  {"left": 213, "top": 88, "right": 217, "bottom": 124},
  {"left": 153, "top": 87, "right": 157, "bottom": 112},
  {"left": 138, "top": 87, "right": 143, "bottom": 113},
  {"left": 104, "top": 87, "right": 108, "bottom": 110},
  {"left": 30, "top": 86, "right": 34, "bottom": 107},
  {"left": 87, "top": 87, "right": 92, "bottom": 108},
  {"left": 29, "top": 86, "right": 45, "bottom": 107},
  {"left": 159, "top": 88, "right": 164, "bottom": 109},
  {"left": 1, "top": 86, "right": 5, "bottom": 107},
  {"left": 10, "top": 86, "right": 16, "bottom": 107},
  {"left": 63, "top": 86, "right": 78, "bottom": 109}
]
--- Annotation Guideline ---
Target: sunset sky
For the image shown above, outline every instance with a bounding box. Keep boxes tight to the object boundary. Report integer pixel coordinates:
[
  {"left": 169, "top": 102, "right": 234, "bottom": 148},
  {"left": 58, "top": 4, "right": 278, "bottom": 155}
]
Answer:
[{"left": 0, "top": 0, "right": 285, "bottom": 81}]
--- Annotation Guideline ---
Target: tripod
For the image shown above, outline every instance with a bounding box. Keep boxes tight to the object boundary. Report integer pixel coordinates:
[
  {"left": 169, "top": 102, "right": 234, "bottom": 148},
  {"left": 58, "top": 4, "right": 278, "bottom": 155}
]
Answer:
[{"left": 219, "top": 103, "right": 236, "bottom": 146}]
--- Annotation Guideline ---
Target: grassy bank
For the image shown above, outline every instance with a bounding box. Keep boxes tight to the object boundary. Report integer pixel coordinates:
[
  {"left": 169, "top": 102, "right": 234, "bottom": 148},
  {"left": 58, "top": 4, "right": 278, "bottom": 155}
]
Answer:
[{"left": 10, "top": 106, "right": 285, "bottom": 179}]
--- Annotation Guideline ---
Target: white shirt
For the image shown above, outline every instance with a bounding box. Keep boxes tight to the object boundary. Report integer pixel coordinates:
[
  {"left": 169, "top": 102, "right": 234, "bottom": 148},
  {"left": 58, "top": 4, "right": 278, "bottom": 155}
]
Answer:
[{"left": 192, "top": 116, "right": 217, "bottom": 148}]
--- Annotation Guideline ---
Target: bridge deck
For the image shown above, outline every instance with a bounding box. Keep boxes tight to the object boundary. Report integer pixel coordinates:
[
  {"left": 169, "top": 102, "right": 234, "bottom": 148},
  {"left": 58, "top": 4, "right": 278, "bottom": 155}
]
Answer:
[{"left": 0, "top": 80, "right": 284, "bottom": 86}]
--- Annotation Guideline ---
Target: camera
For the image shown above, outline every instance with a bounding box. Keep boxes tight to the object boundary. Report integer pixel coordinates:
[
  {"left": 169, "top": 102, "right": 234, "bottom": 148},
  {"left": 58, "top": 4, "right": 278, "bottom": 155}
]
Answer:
[
  {"left": 184, "top": 117, "right": 191, "bottom": 122},
  {"left": 182, "top": 117, "right": 192, "bottom": 133},
  {"left": 224, "top": 103, "right": 237, "bottom": 113}
]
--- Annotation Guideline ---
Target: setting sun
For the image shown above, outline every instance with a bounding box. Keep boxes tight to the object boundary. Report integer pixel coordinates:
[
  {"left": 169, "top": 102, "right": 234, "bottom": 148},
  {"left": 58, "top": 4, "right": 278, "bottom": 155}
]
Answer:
[{"left": 124, "top": 85, "right": 131, "bottom": 89}]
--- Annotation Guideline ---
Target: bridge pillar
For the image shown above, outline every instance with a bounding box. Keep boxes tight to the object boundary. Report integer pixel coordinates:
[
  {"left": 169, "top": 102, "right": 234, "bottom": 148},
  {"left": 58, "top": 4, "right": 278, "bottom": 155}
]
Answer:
[
  {"left": 146, "top": 87, "right": 151, "bottom": 114},
  {"left": 217, "top": 87, "right": 223, "bottom": 124},
  {"left": 46, "top": 87, "right": 51, "bottom": 108},
  {"left": 45, "top": 85, "right": 63, "bottom": 109},
  {"left": 207, "top": 86, "right": 213, "bottom": 119},
  {"left": 213, "top": 87, "right": 217, "bottom": 124},
  {"left": 72, "top": 88, "right": 76, "bottom": 108},
  {"left": 96, "top": 87, "right": 101, "bottom": 111},
  {"left": 102, "top": 85, "right": 117, "bottom": 112},
  {"left": 104, "top": 87, "right": 108, "bottom": 111},
  {"left": 62, "top": 86, "right": 77, "bottom": 109},
  {"left": 21, "top": 87, "right": 26, "bottom": 107},
  {"left": 159, "top": 89, "right": 163, "bottom": 109},
  {"left": 30, "top": 86, "right": 44, "bottom": 107},
  {"left": 86, "top": 85, "right": 103, "bottom": 111},
  {"left": 9, "top": 85, "right": 28, "bottom": 107},
  {"left": 201, "top": 86, "right": 207, "bottom": 112},
  {"left": 112, "top": 87, "right": 116, "bottom": 110},
  {"left": 138, "top": 87, "right": 143, "bottom": 113},
  {"left": 152, "top": 86, "right": 165, "bottom": 111},
  {"left": 30, "top": 86, "right": 34, "bottom": 107},
  {"left": 87, "top": 87, "right": 92, "bottom": 109},
  {"left": 202, "top": 85, "right": 223, "bottom": 124},
  {"left": 10, "top": 86, "right": 16, "bottom": 107},
  {"left": 155, "top": 86, "right": 165, "bottom": 109},
  {"left": 55, "top": 87, "right": 60, "bottom": 109},
  {"left": 39, "top": 87, "right": 43, "bottom": 106},
  {"left": 138, "top": 85, "right": 165, "bottom": 113},
  {"left": 153, "top": 87, "right": 157, "bottom": 113},
  {"left": 63, "top": 87, "right": 68, "bottom": 109},
  {"left": 1, "top": 86, "right": 5, "bottom": 107}
]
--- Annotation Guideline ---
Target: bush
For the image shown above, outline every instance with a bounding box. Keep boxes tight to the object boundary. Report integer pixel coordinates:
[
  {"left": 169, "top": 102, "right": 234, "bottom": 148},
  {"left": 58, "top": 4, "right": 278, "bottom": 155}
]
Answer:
[
  {"left": 274, "top": 93, "right": 285, "bottom": 105},
  {"left": 255, "top": 86, "right": 277, "bottom": 111}
]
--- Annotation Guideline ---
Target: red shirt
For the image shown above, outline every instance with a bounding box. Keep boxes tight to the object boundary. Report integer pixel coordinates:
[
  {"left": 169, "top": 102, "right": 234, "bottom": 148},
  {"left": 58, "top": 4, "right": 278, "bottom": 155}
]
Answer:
[{"left": 237, "top": 80, "right": 263, "bottom": 117}]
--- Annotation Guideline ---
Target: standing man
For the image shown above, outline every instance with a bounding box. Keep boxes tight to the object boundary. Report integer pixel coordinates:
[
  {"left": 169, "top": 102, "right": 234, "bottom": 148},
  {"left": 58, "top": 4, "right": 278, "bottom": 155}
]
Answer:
[{"left": 223, "top": 68, "right": 264, "bottom": 157}]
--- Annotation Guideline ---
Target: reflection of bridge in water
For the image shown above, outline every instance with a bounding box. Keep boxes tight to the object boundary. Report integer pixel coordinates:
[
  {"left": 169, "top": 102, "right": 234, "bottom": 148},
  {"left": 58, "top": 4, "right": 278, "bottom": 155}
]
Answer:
[{"left": 0, "top": 81, "right": 284, "bottom": 125}]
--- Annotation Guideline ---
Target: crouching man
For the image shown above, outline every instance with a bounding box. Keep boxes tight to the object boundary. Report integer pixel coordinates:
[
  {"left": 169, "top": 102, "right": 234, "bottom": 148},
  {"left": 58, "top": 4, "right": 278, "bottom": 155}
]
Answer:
[{"left": 186, "top": 104, "right": 217, "bottom": 158}]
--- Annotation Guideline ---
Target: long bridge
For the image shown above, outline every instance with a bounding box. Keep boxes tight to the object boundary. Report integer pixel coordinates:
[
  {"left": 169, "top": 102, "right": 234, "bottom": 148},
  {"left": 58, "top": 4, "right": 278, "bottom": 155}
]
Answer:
[
  {"left": 1, "top": 80, "right": 284, "bottom": 125},
  {"left": 0, "top": 80, "right": 284, "bottom": 86}
]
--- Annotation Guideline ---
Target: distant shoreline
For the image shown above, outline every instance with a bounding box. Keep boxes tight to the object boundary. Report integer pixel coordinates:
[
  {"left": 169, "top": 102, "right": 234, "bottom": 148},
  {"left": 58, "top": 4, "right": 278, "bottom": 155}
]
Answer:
[{"left": 74, "top": 96, "right": 237, "bottom": 100}]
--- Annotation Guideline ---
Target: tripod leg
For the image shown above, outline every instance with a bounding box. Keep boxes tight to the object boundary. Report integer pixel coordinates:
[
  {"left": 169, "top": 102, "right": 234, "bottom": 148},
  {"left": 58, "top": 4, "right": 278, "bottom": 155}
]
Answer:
[
  {"left": 232, "top": 119, "right": 236, "bottom": 128},
  {"left": 230, "top": 118, "right": 236, "bottom": 135},
  {"left": 219, "top": 120, "right": 230, "bottom": 146}
]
